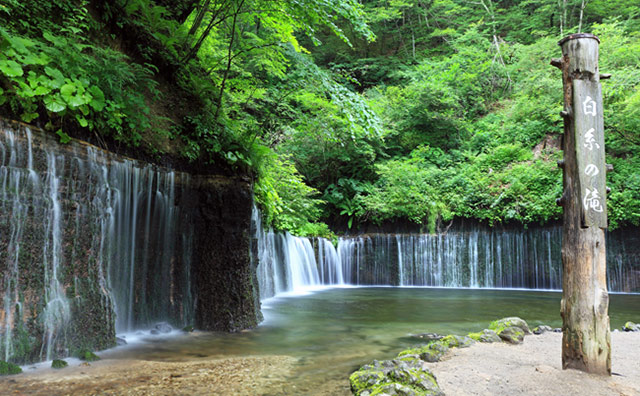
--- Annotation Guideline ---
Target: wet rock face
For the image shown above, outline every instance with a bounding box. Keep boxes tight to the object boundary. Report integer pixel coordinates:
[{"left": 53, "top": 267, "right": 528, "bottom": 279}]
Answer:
[
  {"left": 192, "top": 176, "right": 261, "bottom": 332},
  {"left": 0, "top": 120, "right": 261, "bottom": 364}
]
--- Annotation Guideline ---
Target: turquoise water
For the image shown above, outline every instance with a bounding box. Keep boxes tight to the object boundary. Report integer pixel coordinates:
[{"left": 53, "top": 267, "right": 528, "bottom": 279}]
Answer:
[{"left": 103, "top": 287, "right": 640, "bottom": 394}]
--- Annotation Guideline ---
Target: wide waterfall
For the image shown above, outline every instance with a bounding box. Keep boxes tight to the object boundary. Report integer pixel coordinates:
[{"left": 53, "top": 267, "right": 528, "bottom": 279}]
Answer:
[
  {"left": 254, "top": 207, "right": 640, "bottom": 297},
  {"left": 0, "top": 124, "right": 195, "bottom": 363}
]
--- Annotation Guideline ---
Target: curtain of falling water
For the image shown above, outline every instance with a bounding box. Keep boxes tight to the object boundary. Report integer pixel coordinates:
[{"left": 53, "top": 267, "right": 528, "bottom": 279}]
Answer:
[
  {"left": 0, "top": 125, "right": 195, "bottom": 363},
  {"left": 253, "top": 204, "right": 640, "bottom": 298}
]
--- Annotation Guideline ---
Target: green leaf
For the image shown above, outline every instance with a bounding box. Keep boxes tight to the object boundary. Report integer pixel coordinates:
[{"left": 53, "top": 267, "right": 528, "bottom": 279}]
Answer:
[
  {"left": 75, "top": 115, "right": 88, "bottom": 127},
  {"left": 60, "top": 83, "right": 76, "bottom": 99},
  {"left": 44, "top": 94, "right": 66, "bottom": 113},
  {"left": 34, "top": 85, "right": 52, "bottom": 96},
  {"left": 88, "top": 86, "right": 105, "bottom": 111},
  {"left": 21, "top": 112, "right": 39, "bottom": 122},
  {"left": 0, "top": 59, "right": 23, "bottom": 77},
  {"left": 56, "top": 129, "right": 71, "bottom": 144},
  {"left": 44, "top": 67, "right": 64, "bottom": 87}
]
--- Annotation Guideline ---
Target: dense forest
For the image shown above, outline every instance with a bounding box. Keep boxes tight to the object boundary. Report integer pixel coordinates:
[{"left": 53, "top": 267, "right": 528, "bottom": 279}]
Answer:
[{"left": 1, "top": 0, "right": 639, "bottom": 236}]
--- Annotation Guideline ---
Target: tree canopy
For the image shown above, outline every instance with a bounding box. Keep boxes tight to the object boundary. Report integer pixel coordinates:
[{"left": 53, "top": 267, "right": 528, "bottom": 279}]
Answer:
[{"left": 0, "top": 0, "right": 638, "bottom": 235}]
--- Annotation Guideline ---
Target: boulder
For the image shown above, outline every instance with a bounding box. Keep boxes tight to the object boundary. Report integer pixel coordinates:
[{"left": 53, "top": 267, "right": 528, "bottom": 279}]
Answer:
[
  {"left": 183, "top": 325, "right": 195, "bottom": 332},
  {"left": 439, "top": 335, "right": 475, "bottom": 348},
  {"left": 116, "top": 337, "right": 127, "bottom": 346},
  {"left": 468, "top": 329, "right": 501, "bottom": 343},
  {"left": 154, "top": 322, "right": 173, "bottom": 334},
  {"left": 398, "top": 342, "right": 449, "bottom": 363},
  {"left": 498, "top": 326, "right": 525, "bottom": 344},
  {"left": 77, "top": 349, "right": 100, "bottom": 362},
  {"left": 0, "top": 361, "right": 22, "bottom": 375},
  {"left": 489, "top": 317, "right": 531, "bottom": 335},
  {"left": 350, "top": 358, "right": 443, "bottom": 396},
  {"left": 622, "top": 322, "right": 640, "bottom": 332},
  {"left": 532, "top": 325, "right": 553, "bottom": 335},
  {"left": 51, "top": 359, "right": 68, "bottom": 369}
]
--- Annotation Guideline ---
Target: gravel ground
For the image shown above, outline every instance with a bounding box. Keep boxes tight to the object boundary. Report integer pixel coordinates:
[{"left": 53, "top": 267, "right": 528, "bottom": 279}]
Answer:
[{"left": 430, "top": 331, "right": 640, "bottom": 396}]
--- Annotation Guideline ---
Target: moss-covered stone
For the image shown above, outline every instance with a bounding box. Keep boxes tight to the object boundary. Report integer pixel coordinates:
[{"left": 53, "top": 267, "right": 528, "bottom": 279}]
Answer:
[
  {"left": 489, "top": 317, "right": 531, "bottom": 335},
  {"left": 182, "top": 325, "right": 194, "bottom": 332},
  {"left": 439, "top": 335, "right": 475, "bottom": 348},
  {"left": 622, "top": 322, "right": 639, "bottom": 332},
  {"left": 398, "top": 342, "right": 449, "bottom": 363},
  {"left": 532, "top": 325, "right": 553, "bottom": 334},
  {"left": 51, "top": 359, "right": 68, "bottom": 369},
  {"left": 467, "top": 329, "right": 501, "bottom": 343},
  {"left": 77, "top": 349, "right": 100, "bottom": 362},
  {"left": 350, "top": 358, "right": 443, "bottom": 396},
  {"left": 497, "top": 326, "right": 525, "bottom": 344},
  {"left": 0, "top": 360, "right": 22, "bottom": 375}
]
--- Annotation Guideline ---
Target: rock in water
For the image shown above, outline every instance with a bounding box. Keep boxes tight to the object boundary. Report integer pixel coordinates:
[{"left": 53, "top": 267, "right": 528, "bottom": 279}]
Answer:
[
  {"left": 51, "top": 359, "right": 68, "bottom": 369},
  {"left": 116, "top": 337, "right": 127, "bottom": 346},
  {"left": 622, "top": 322, "right": 640, "bottom": 332},
  {"left": 0, "top": 361, "right": 22, "bottom": 375},
  {"left": 498, "top": 326, "right": 525, "bottom": 344},
  {"left": 77, "top": 349, "right": 100, "bottom": 362},
  {"left": 154, "top": 322, "right": 173, "bottom": 334}
]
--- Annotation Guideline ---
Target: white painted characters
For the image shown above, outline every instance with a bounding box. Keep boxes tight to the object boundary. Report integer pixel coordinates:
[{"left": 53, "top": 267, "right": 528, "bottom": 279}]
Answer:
[
  {"left": 584, "top": 164, "right": 600, "bottom": 177},
  {"left": 583, "top": 128, "right": 600, "bottom": 151},
  {"left": 583, "top": 188, "right": 604, "bottom": 213},
  {"left": 583, "top": 95, "right": 597, "bottom": 116}
]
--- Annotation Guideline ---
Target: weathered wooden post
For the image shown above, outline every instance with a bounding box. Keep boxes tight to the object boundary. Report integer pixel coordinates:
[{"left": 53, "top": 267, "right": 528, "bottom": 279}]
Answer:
[{"left": 551, "top": 33, "right": 611, "bottom": 375}]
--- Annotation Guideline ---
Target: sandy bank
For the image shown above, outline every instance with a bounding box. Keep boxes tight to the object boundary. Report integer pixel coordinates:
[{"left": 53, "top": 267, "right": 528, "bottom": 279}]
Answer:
[{"left": 430, "top": 331, "right": 640, "bottom": 396}]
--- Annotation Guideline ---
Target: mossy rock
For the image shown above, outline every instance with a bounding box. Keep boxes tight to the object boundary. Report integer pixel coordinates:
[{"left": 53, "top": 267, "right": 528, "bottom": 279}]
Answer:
[
  {"left": 622, "top": 322, "right": 640, "bottom": 332},
  {"left": 468, "top": 329, "right": 501, "bottom": 343},
  {"left": 350, "top": 359, "right": 443, "bottom": 396},
  {"left": 498, "top": 326, "right": 525, "bottom": 344},
  {"left": 532, "top": 325, "right": 553, "bottom": 335},
  {"left": 398, "top": 342, "right": 449, "bottom": 363},
  {"left": 439, "top": 335, "right": 475, "bottom": 348},
  {"left": 51, "top": 359, "right": 68, "bottom": 369},
  {"left": 182, "top": 325, "right": 194, "bottom": 332},
  {"left": 77, "top": 349, "right": 100, "bottom": 362},
  {"left": 489, "top": 317, "right": 531, "bottom": 335},
  {"left": 0, "top": 360, "right": 22, "bottom": 375}
]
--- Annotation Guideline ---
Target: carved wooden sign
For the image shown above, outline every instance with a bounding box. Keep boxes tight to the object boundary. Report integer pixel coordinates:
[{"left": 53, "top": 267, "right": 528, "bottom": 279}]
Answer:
[{"left": 573, "top": 79, "right": 607, "bottom": 229}]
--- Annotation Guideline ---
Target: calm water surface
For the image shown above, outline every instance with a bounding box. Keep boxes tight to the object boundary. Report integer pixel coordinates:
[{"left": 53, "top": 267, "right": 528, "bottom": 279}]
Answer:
[{"left": 103, "top": 287, "right": 640, "bottom": 394}]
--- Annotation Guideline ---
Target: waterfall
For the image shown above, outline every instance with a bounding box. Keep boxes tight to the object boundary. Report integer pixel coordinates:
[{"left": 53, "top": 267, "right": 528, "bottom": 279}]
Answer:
[
  {"left": 253, "top": 202, "right": 639, "bottom": 296},
  {"left": 0, "top": 124, "right": 195, "bottom": 363}
]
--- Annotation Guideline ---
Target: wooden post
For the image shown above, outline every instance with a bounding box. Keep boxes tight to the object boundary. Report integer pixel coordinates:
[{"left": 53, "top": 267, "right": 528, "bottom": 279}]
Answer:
[{"left": 552, "top": 33, "right": 611, "bottom": 375}]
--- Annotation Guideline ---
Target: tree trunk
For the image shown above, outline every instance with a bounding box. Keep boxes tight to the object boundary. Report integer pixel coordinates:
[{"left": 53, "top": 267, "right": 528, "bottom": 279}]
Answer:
[{"left": 555, "top": 33, "right": 611, "bottom": 375}]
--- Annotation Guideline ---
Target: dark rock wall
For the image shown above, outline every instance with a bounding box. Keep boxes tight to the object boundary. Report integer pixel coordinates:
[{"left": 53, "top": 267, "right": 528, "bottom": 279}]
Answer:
[{"left": 192, "top": 176, "right": 262, "bottom": 331}]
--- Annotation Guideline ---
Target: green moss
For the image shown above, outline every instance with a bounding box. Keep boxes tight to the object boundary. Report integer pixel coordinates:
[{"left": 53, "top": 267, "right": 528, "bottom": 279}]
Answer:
[
  {"left": 349, "top": 369, "right": 387, "bottom": 394},
  {"left": 182, "top": 325, "right": 194, "bottom": 332},
  {"left": 468, "top": 331, "right": 482, "bottom": 341},
  {"left": 0, "top": 360, "right": 22, "bottom": 375},
  {"left": 77, "top": 349, "right": 100, "bottom": 362},
  {"left": 440, "top": 335, "right": 475, "bottom": 348},
  {"left": 51, "top": 359, "right": 68, "bottom": 369},
  {"left": 398, "top": 342, "right": 449, "bottom": 363}
]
